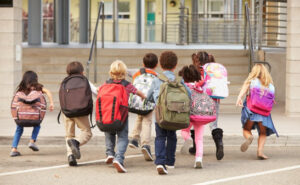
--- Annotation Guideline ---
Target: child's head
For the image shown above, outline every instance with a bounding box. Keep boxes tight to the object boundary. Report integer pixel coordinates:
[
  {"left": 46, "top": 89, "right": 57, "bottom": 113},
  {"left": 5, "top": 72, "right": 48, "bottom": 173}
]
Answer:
[
  {"left": 178, "top": 65, "right": 201, "bottom": 83},
  {"left": 17, "top": 71, "right": 43, "bottom": 94},
  {"left": 194, "top": 51, "right": 209, "bottom": 66},
  {"left": 66, "top": 61, "right": 84, "bottom": 76},
  {"left": 160, "top": 51, "right": 178, "bottom": 71},
  {"left": 109, "top": 60, "right": 127, "bottom": 80},
  {"left": 143, "top": 53, "right": 158, "bottom": 69},
  {"left": 208, "top": 54, "right": 215, "bottom": 63},
  {"left": 246, "top": 64, "right": 273, "bottom": 86}
]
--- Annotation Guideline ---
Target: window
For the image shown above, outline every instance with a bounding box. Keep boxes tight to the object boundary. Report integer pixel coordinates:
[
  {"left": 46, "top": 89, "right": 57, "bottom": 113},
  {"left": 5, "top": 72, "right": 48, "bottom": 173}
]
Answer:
[
  {"left": 103, "top": 1, "right": 130, "bottom": 19},
  {"left": 208, "top": 0, "right": 224, "bottom": 18}
]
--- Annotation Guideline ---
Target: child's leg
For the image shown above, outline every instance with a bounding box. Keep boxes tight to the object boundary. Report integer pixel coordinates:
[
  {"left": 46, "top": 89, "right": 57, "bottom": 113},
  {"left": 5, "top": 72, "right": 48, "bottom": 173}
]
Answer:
[
  {"left": 130, "top": 114, "right": 143, "bottom": 142},
  {"left": 64, "top": 116, "right": 75, "bottom": 157},
  {"left": 154, "top": 122, "right": 167, "bottom": 165},
  {"left": 11, "top": 125, "right": 24, "bottom": 150},
  {"left": 181, "top": 123, "right": 192, "bottom": 141},
  {"left": 105, "top": 131, "right": 116, "bottom": 157},
  {"left": 166, "top": 130, "right": 177, "bottom": 166},
  {"left": 241, "top": 119, "right": 255, "bottom": 152},
  {"left": 115, "top": 119, "right": 129, "bottom": 164},
  {"left": 30, "top": 125, "right": 41, "bottom": 143},
  {"left": 194, "top": 124, "right": 205, "bottom": 158},
  {"left": 74, "top": 116, "right": 92, "bottom": 146},
  {"left": 257, "top": 122, "right": 268, "bottom": 159},
  {"left": 140, "top": 112, "right": 152, "bottom": 146}
]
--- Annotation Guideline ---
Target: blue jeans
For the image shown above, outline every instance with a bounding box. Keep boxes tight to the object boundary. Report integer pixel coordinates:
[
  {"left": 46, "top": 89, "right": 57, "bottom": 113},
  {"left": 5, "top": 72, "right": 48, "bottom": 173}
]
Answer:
[
  {"left": 154, "top": 122, "right": 177, "bottom": 166},
  {"left": 12, "top": 125, "right": 41, "bottom": 148},
  {"left": 104, "top": 119, "right": 129, "bottom": 164}
]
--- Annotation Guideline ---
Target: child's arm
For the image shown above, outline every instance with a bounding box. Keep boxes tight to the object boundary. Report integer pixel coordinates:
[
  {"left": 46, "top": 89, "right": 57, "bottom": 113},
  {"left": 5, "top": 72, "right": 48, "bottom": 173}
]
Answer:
[
  {"left": 136, "top": 90, "right": 146, "bottom": 100},
  {"left": 89, "top": 81, "right": 98, "bottom": 96},
  {"left": 42, "top": 88, "right": 54, "bottom": 111},
  {"left": 236, "top": 82, "right": 250, "bottom": 107}
]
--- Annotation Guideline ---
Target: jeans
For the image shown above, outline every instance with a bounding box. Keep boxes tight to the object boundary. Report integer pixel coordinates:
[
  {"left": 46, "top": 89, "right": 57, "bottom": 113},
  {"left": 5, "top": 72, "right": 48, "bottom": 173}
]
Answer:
[
  {"left": 12, "top": 125, "right": 41, "bottom": 148},
  {"left": 154, "top": 122, "right": 177, "bottom": 166},
  {"left": 104, "top": 119, "right": 129, "bottom": 164}
]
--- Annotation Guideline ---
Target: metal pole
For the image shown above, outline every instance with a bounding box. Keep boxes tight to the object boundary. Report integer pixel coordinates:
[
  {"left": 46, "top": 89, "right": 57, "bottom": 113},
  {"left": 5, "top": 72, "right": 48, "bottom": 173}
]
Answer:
[
  {"left": 94, "top": 34, "right": 97, "bottom": 83},
  {"left": 101, "top": 3, "right": 104, "bottom": 48},
  {"left": 162, "top": 0, "right": 167, "bottom": 43},
  {"left": 258, "top": 0, "right": 263, "bottom": 49},
  {"left": 79, "top": 0, "right": 89, "bottom": 43},
  {"left": 191, "top": 0, "right": 198, "bottom": 43},
  {"left": 28, "top": 0, "right": 42, "bottom": 45},
  {"left": 136, "top": 0, "right": 145, "bottom": 43},
  {"left": 113, "top": 0, "right": 119, "bottom": 42},
  {"left": 186, "top": 8, "right": 189, "bottom": 44},
  {"left": 243, "top": 3, "right": 247, "bottom": 50},
  {"left": 178, "top": 0, "right": 186, "bottom": 45}
]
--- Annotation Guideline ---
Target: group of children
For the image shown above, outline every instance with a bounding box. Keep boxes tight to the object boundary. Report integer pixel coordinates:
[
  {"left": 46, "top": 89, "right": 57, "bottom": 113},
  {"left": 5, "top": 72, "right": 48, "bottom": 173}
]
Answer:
[{"left": 10, "top": 50, "right": 277, "bottom": 175}]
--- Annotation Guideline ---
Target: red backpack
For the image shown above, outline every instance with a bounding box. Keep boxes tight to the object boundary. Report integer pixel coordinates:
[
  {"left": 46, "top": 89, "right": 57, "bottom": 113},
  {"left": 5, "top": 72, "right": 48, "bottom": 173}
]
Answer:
[{"left": 96, "top": 79, "right": 129, "bottom": 132}]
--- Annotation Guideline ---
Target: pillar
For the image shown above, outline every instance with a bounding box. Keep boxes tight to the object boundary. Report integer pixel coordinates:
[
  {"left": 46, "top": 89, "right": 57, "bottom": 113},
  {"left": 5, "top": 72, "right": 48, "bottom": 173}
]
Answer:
[
  {"left": 113, "top": 0, "right": 119, "bottom": 42},
  {"left": 79, "top": 0, "right": 89, "bottom": 43},
  {"left": 28, "top": 0, "right": 42, "bottom": 45},
  {"left": 191, "top": 0, "right": 199, "bottom": 43},
  {"left": 0, "top": 1, "right": 22, "bottom": 117},
  {"left": 162, "top": 0, "right": 167, "bottom": 42},
  {"left": 55, "top": 0, "right": 70, "bottom": 44},
  {"left": 178, "top": 0, "right": 186, "bottom": 45},
  {"left": 136, "top": 0, "right": 145, "bottom": 43},
  {"left": 286, "top": 0, "right": 300, "bottom": 116}
]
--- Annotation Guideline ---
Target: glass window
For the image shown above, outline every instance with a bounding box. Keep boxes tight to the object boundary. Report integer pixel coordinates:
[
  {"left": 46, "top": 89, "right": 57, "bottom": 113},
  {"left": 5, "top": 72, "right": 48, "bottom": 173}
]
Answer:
[
  {"left": 103, "top": 1, "right": 130, "bottom": 19},
  {"left": 208, "top": 0, "right": 224, "bottom": 18}
]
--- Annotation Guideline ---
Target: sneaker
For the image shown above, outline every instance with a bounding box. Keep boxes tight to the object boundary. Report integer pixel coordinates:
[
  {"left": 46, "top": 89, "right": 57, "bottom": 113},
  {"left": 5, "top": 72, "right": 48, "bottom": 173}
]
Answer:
[
  {"left": 68, "top": 154, "right": 77, "bottom": 166},
  {"left": 105, "top": 155, "right": 114, "bottom": 165},
  {"left": 28, "top": 142, "right": 39, "bottom": 151},
  {"left": 194, "top": 157, "right": 203, "bottom": 169},
  {"left": 128, "top": 139, "right": 139, "bottom": 149},
  {"left": 67, "top": 139, "right": 81, "bottom": 159},
  {"left": 166, "top": 165, "right": 175, "bottom": 169},
  {"left": 141, "top": 145, "right": 153, "bottom": 161},
  {"left": 10, "top": 151, "right": 21, "bottom": 157},
  {"left": 240, "top": 135, "right": 254, "bottom": 152},
  {"left": 113, "top": 160, "right": 127, "bottom": 173},
  {"left": 156, "top": 165, "right": 168, "bottom": 175},
  {"left": 181, "top": 138, "right": 193, "bottom": 155}
]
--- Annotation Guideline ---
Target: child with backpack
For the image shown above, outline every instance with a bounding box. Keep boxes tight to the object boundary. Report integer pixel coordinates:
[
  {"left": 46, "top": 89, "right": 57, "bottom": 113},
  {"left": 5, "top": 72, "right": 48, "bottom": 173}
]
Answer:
[
  {"left": 236, "top": 64, "right": 278, "bottom": 160},
  {"left": 147, "top": 51, "right": 191, "bottom": 175},
  {"left": 59, "top": 61, "right": 97, "bottom": 166},
  {"left": 190, "top": 51, "right": 226, "bottom": 161},
  {"left": 10, "top": 71, "right": 54, "bottom": 157},
  {"left": 179, "top": 65, "right": 217, "bottom": 168},
  {"left": 128, "top": 53, "right": 158, "bottom": 161},
  {"left": 96, "top": 60, "right": 146, "bottom": 173}
]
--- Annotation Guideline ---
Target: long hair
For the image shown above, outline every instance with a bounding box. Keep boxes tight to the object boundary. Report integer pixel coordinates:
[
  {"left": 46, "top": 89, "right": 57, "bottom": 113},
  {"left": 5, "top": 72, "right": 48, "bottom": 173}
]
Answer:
[
  {"left": 244, "top": 64, "right": 273, "bottom": 87},
  {"left": 16, "top": 71, "right": 43, "bottom": 95}
]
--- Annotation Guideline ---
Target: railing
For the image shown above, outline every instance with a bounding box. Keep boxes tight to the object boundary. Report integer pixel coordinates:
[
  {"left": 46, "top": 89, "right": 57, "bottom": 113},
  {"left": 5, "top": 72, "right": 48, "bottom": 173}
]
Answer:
[
  {"left": 86, "top": 1, "right": 104, "bottom": 83},
  {"left": 245, "top": 2, "right": 271, "bottom": 72}
]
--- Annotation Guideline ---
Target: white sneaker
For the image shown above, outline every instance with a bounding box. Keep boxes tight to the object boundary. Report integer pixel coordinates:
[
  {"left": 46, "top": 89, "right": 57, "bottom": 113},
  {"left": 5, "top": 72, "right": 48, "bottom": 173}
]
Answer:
[
  {"left": 180, "top": 138, "right": 193, "bottom": 155},
  {"left": 156, "top": 165, "right": 168, "bottom": 175},
  {"left": 166, "top": 165, "right": 175, "bottom": 169},
  {"left": 113, "top": 160, "right": 127, "bottom": 173},
  {"left": 194, "top": 157, "right": 203, "bottom": 169},
  {"left": 105, "top": 155, "right": 114, "bottom": 164}
]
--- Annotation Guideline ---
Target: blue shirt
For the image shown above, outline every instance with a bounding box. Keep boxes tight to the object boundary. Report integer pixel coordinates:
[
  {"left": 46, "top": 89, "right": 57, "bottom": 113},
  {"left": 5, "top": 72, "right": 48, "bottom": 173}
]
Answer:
[{"left": 147, "top": 70, "right": 191, "bottom": 104}]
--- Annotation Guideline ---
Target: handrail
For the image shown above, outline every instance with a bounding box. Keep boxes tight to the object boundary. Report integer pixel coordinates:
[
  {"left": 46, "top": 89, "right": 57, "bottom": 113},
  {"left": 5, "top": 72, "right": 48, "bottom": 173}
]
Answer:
[
  {"left": 87, "top": 1, "right": 104, "bottom": 82},
  {"left": 244, "top": 2, "right": 271, "bottom": 72}
]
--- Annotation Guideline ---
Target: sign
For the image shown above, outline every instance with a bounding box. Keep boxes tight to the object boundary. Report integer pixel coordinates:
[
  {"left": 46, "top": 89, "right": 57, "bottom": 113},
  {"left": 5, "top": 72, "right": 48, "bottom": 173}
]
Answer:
[{"left": 0, "top": 0, "right": 13, "bottom": 7}]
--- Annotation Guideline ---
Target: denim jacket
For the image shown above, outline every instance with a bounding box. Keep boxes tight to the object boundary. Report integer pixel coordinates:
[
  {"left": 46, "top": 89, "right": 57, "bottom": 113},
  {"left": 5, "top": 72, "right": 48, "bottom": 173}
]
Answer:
[{"left": 147, "top": 70, "right": 191, "bottom": 104}]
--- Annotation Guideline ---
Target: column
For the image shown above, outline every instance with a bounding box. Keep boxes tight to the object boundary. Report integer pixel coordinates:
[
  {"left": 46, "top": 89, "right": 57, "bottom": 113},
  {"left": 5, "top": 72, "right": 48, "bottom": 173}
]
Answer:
[
  {"left": 178, "top": 0, "right": 186, "bottom": 45},
  {"left": 28, "top": 0, "right": 42, "bottom": 45},
  {"left": 191, "top": 0, "right": 199, "bottom": 43},
  {"left": 136, "top": 0, "right": 145, "bottom": 43},
  {"left": 113, "top": 0, "right": 119, "bottom": 42},
  {"left": 79, "top": 0, "right": 89, "bottom": 43},
  {"left": 286, "top": 0, "right": 300, "bottom": 116},
  {"left": 55, "top": 0, "right": 70, "bottom": 44},
  {"left": 0, "top": 1, "right": 22, "bottom": 117},
  {"left": 162, "top": 0, "right": 167, "bottom": 42}
]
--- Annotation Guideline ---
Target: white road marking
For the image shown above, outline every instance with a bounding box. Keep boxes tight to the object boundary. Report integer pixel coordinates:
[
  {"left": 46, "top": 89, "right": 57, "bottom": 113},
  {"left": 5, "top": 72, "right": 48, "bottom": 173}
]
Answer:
[
  {"left": 0, "top": 154, "right": 143, "bottom": 177},
  {"left": 194, "top": 164, "right": 300, "bottom": 185}
]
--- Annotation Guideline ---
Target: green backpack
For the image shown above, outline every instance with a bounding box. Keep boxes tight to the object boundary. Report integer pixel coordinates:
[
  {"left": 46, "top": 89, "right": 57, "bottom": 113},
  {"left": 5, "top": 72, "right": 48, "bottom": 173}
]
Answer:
[{"left": 155, "top": 74, "right": 190, "bottom": 131}]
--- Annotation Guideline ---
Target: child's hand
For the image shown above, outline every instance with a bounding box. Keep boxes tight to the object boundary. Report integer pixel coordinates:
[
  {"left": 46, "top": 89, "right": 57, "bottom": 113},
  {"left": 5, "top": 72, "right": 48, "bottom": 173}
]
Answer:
[
  {"left": 49, "top": 103, "right": 54, "bottom": 112},
  {"left": 236, "top": 97, "right": 243, "bottom": 107}
]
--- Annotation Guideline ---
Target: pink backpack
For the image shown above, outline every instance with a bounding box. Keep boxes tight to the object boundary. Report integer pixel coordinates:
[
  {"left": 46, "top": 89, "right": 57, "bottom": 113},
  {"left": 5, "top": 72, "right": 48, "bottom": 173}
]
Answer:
[
  {"left": 11, "top": 91, "right": 47, "bottom": 127},
  {"left": 187, "top": 83, "right": 217, "bottom": 124}
]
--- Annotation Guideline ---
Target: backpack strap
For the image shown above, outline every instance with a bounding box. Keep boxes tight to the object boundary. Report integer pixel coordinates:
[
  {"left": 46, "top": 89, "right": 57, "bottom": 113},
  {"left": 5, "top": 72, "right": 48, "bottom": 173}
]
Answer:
[
  {"left": 158, "top": 73, "right": 169, "bottom": 82},
  {"left": 140, "top": 68, "right": 146, "bottom": 74},
  {"left": 57, "top": 110, "right": 62, "bottom": 124}
]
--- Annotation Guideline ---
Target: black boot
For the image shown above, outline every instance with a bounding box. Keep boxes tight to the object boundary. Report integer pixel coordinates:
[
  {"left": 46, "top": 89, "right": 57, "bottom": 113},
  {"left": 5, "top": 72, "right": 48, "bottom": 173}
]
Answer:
[
  {"left": 212, "top": 128, "right": 224, "bottom": 160},
  {"left": 189, "top": 130, "right": 196, "bottom": 155}
]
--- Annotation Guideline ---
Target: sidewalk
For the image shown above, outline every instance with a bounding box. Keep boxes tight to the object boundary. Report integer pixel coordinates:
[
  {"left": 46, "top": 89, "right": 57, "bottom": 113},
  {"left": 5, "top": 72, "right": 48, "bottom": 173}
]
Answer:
[{"left": 1, "top": 104, "right": 300, "bottom": 146}]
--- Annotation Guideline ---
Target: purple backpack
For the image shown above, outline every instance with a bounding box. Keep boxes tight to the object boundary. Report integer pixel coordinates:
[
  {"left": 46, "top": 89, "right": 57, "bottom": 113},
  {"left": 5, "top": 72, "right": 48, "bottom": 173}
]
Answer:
[{"left": 188, "top": 83, "right": 217, "bottom": 124}]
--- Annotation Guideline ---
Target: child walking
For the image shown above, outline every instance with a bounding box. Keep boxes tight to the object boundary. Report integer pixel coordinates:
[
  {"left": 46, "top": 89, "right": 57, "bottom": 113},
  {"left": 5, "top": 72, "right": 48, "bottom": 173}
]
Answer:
[
  {"left": 129, "top": 53, "right": 158, "bottom": 161},
  {"left": 147, "top": 51, "right": 191, "bottom": 175},
  {"left": 10, "top": 71, "right": 54, "bottom": 157},
  {"left": 191, "top": 51, "right": 224, "bottom": 160},
  {"left": 179, "top": 65, "right": 210, "bottom": 168},
  {"left": 101, "top": 60, "right": 146, "bottom": 173},
  {"left": 236, "top": 64, "right": 278, "bottom": 159}
]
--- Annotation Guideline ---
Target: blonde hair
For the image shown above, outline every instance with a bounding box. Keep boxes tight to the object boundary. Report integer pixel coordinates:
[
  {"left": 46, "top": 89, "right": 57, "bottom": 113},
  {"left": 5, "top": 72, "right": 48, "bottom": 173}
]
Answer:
[
  {"left": 244, "top": 64, "right": 273, "bottom": 87},
  {"left": 109, "top": 60, "right": 127, "bottom": 80}
]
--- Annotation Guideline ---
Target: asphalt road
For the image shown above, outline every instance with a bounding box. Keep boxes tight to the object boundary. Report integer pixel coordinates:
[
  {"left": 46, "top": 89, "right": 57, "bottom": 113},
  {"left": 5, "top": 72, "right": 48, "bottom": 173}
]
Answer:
[{"left": 1, "top": 145, "right": 300, "bottom": 185}]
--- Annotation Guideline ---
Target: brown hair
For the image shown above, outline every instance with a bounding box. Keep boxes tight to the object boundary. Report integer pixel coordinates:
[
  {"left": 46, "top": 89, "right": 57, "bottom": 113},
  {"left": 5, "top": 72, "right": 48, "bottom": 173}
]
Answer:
[
  {"left": 178, "top": 65, "right": 201, "bottom": 83},
  {"left": 17, "top": 71, "right": 43, "bottom": 95},
  {"left": 143, "top": 53, "right": 158, "bottom": 69},
  {"left": 160, "top": 51, "right": 178, "bottom": 70},
  {"left": 66, "top": 61, "right": 84, "bottom": 76},
  {"left": 208, "top": 54, "right": 215, "bottom": 62}
]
